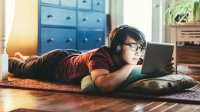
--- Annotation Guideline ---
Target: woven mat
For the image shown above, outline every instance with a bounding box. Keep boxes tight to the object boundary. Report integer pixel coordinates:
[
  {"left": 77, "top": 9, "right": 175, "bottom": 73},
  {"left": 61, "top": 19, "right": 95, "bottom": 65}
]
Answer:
[
  {"left": 178, "top": 66, "right": 200, "bottom": 81},
  {"left": 10, "top": 108, "right": 51, "bottom": 112},
  {"left": 0, "top": 78, "right": 200, "bottom": 104},
  {"left": 0, "top": 78, "right": 81, "bottom": 93}
]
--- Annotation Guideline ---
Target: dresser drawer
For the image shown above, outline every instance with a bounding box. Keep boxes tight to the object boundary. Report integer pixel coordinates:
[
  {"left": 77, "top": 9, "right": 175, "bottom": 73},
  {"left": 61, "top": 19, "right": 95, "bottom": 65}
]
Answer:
[
  {"left": 40, "top": 28, "right": 76, "bottom": 53},
  {"left": 41, "top": 6, "right": 76, "bottom": 26},
  {"left": 78, "top": 11, "right": 104, "bottom": 28},
  {"left": 93, "top": 0, "right": 105, "bottom": 11},
  {"left": 78, "top": 0, "right": 91, "bottom": 10},
  {"left": 41, "top": 0, "right": 59, "bottom": 5},
  {"left": 61, "top": 0, "right": 77, "bottom": 8},
  {"left": 77, "top": 30, "right": 104, "bottom": 50}
]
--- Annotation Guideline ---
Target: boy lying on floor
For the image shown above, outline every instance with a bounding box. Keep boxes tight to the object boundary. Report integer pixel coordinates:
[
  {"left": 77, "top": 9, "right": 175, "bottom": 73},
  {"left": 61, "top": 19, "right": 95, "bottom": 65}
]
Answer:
[{"left": 9, "top": 25, "right": 174, "bottom": 93}]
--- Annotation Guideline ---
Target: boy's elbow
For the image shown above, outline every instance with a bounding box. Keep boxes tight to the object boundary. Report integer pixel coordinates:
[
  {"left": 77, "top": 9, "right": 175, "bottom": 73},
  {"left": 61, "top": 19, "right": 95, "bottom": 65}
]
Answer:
[
  {"left": 99, "top": 84, "right": 114, "bottom": 93},
  {"left": 94, "top": 75, "right": 115, "bottom": 93}
]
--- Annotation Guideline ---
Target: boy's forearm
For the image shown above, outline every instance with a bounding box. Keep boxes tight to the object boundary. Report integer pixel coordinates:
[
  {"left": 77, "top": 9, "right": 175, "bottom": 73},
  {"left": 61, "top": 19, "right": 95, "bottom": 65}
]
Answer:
[{"left": 101, "top": 64, "right": 138, "bottom": 92}]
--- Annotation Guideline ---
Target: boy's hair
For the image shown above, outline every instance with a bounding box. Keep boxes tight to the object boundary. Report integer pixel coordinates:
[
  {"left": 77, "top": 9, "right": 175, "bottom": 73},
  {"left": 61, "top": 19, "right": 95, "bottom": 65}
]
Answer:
[{"left": 108, "top": 25, "right": 146, "bottom": 54}]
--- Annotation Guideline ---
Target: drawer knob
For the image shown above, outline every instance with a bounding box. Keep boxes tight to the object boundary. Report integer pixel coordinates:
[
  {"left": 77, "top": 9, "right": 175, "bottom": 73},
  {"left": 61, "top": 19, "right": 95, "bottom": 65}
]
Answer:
[
  {"left": 66, "top": 16, "right": 72, "bottom": 20},
  {"left": 82, "top": 0, "right": 87, "bottom": 3},
  {"left": 47, "top": 14, "right": 53, "bottom": 18},
  {"left": 83, "top": 38, "right": 88, "bottom": 42},
  {"left": 97, "top": 2, "right": 101, "bottom": 5},
  {"left": 82, "top": 17, "right": 88, "bottom": 22},
  {"left": 66, "top": 38, "right": 73, "bottom": 42},
  {"left": 97, "top": 19, "right": 101, "bottom": 22},
  {"left": 97, "top": 38, "right": 102, "bottom": 42},
  {"left": 47, "top": 38, "right": 54, "bottom": 43}
]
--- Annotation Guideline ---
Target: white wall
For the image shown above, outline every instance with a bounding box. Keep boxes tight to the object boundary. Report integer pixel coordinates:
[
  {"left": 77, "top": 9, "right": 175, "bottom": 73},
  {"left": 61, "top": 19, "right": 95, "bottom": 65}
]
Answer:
[
  {"left": 123, "top": 0, "right": 152, "bottom": 42},
  {"left": 0, "top": 0, "right": 4, "bottom": 48},
  {"left": 165, "top": 0, "right": 172, "bottom": 43},
  {"left": 109, "top": 0, "right": 124, "bottom": 28},
  {"left": 7, "top": 0, "right": 38, "bottom": 56},
  {"left": 152, "top": 0, "right": 171, "bottom": 43},
  {"left": 110, "top": 0, "right": 171, "bottom": 43}
]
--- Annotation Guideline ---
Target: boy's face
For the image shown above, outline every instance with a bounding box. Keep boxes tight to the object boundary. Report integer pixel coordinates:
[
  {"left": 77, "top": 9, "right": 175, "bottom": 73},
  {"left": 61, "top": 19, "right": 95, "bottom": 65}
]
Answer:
[{"left": 120, "top": 35, "right": 141, "bottom": 65}]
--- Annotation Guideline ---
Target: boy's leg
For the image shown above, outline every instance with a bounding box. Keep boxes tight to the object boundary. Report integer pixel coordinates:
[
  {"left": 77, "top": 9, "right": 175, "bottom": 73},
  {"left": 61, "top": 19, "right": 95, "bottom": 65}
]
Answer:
[
  {"left": 9, "top": 49, "right": 74, "bottom": 81},
  {"left": 25, "top": 55, "right": 40, "bottom": 62},
  {"left": 14, "top": 52, "right": 40, "bottom": 62},
  {"left": 14, "top": 52, "right": 30, "bottom": 61}
]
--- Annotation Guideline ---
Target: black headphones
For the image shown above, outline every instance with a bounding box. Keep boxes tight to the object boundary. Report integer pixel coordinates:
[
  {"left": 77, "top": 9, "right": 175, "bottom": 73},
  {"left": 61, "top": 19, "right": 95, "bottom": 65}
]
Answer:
[
  {"left": 111, "top": 25, "right": 130, "bottom": 54},
  {"left": 110, "top": 25, "right": 146, "bottom": 54}
]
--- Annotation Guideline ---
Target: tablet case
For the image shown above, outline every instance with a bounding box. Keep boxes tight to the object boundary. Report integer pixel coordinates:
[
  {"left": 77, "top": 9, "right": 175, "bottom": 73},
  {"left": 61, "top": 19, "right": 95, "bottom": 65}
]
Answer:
[{"left": 141, "top": 42, "right": 174, "bottom": 74}]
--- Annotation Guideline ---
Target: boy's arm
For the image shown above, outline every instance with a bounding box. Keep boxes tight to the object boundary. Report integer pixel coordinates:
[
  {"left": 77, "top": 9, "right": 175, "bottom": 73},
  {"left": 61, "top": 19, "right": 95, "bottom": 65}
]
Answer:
[{"left": 90, "top": 64, "right": 139, "bottom": 93}]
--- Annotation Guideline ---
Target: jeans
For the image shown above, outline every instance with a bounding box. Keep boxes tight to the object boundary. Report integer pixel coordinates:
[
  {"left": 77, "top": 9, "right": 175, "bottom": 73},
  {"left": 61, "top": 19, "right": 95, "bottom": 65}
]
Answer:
[{"left": 9, "top": 49, "right": 81, "bottom": 81}]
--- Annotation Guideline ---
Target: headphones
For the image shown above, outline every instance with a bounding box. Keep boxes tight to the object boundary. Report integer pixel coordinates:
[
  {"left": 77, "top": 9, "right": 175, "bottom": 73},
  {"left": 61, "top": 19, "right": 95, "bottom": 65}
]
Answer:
[
  {"left": 110, "top": 25, "right": 146, "bottom": 54},
  {"left": 110, "top": 25, "right": 130, "bottom": 54},
  {"left": 116, "top": 45, "right": 121, "bottom": 54}
]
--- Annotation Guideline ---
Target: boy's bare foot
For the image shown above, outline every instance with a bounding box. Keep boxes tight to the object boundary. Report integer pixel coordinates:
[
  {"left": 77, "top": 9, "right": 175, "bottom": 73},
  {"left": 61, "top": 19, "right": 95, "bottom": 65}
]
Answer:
[{"left": 14, "top": 52, "right": 29, "bottom": 61}]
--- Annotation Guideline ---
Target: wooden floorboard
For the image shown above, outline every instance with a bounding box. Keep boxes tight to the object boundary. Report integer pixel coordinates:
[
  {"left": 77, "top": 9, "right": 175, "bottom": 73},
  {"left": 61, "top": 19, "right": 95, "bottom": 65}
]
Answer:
[
  {"left": 193, "top": 107, "right": 200, "bottom": 112},
  {"left": 163, "top": 103, "right": 199, "bottom": 112},
  {"left": 0, "top": 88, "right": 199, "bottom": 112}
]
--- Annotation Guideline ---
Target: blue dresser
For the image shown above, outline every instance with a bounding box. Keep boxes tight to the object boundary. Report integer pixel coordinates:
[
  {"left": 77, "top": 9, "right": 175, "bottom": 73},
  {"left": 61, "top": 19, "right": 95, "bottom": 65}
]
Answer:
[{"left": 38, "top": 0, "right": 106, "bottom": 55}]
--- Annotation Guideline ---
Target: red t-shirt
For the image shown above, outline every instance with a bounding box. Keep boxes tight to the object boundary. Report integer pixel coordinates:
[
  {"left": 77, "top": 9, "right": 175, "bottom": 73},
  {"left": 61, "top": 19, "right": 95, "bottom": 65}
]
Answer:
[
  {"left": 56, "top": 46, "right": 143, "bottom": 84},
  {"left": 56, "top": 46, "right": 117, "bottom": 84}
]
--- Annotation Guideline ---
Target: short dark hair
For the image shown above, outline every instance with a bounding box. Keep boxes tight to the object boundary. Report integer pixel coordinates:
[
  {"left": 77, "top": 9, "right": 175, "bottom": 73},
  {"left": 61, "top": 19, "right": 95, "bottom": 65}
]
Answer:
[{"left": 108, "top": 25, "right": 146, "bottom": 54}]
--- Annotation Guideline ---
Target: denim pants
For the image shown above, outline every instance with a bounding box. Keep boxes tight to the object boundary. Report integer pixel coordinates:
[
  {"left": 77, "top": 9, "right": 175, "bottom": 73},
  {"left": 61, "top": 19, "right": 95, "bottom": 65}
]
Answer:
[{"left": 9, "top": 49, "right": 81, "bottom": 81}]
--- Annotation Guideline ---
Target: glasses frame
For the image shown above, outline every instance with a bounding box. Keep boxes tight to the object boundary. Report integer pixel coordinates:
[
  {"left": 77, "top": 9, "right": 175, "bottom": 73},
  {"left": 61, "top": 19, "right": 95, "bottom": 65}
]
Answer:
[{"left": 122, "top": 43, "right": 143, "bottom": 52}]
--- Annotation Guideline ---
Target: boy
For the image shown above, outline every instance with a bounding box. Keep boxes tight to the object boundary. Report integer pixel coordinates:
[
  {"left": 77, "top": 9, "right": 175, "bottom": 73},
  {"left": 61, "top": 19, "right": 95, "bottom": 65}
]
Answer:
[{"left": 9, "top": 25, "right": 174, "bottom": 93}]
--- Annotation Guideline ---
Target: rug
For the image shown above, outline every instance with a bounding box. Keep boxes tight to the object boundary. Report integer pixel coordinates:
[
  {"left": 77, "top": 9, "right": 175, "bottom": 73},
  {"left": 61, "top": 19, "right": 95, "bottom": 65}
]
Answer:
[
  {"left": 10, "top": 108, "right": 51, "bottom": 112},
  {"left": 178, "top": 66, "right": 200, "bottom": 81},
  {"left": 0, "top": 78, "right": 200, "bottom": 104}
]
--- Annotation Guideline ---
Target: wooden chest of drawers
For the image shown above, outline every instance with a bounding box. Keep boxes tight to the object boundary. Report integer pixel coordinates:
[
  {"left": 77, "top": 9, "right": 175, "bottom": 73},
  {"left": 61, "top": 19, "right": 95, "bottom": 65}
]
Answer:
[
  {"left": 170, "top": 23, "right": 200, "bottom": 69},
  {"left": 38, "top": 0, "right": 106, "bottom": 54}
]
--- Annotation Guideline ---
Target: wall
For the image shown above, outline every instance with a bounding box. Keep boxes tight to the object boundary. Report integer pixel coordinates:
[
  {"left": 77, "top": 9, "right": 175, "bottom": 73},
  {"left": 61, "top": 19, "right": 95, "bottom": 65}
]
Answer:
[
  {"left": 123, "top": 0, "right": 152, "bottom": 42},
  {"left": 109, "top": 0, "right": 123, "bottom": 29},
  {"left": 0, "top": 0, "right": 3, "bottom": 44},
  {"left": 7, "top": 0, "right": 38, "bottom": 56},
  {"left": 109, "top": 0, "right": 171, "bottom": 43},
  {"left": 6, "top": 0, "right": 172, "bottom": 57},
  {"left": 164, "top": 0, "right": 171, "bottom": 43}
]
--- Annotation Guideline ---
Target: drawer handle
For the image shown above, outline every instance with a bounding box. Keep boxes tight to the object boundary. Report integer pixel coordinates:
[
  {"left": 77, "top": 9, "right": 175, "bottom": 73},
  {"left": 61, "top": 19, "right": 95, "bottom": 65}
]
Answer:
[
  {"left": 66, "top": 38, "right": 73, "bottom": 42},
  {"left": 82, "top": 18, "right": 88, "bottom": 22},
  {"left": 97, "top": 2, "right": 101, "bottom": 5},
  {"left": 66, "top": 16, "right": 72, "bottom": 20},
  {"left": 97, "top": 38, "right": 102, "bottom": 42},
  {"left": 83, "top": 38, "right": 88, "bottom": 42},
  {"left": 82, "top": 0, "right": 87, "bottom": 3},
  {"left": 97, "top": 19, "right": 101, "bottom": 22},
  {"left": 47, "top": 14, "right": 53, "bottom": 18},
  {"left": 47, "top": 38, "right": 54, "bottom": 43}
]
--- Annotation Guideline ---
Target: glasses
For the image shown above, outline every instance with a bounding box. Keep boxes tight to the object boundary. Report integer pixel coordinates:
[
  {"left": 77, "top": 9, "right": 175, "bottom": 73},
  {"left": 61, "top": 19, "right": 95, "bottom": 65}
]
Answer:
[{"left": 122, "top": 43, "right": 142, "bottom": 52}]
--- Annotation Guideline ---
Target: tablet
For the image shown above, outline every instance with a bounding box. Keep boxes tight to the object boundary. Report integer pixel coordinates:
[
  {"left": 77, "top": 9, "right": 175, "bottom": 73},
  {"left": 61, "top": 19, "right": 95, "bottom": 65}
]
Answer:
[{"left": 141, "top": 42, "right": 174, "bottom": 74}]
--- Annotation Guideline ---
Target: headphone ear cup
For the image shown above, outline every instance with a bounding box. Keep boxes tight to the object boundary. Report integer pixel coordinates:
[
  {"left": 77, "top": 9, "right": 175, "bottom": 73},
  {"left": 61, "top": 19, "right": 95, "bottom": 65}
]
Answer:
[{"left": 116, "top": 45, "right": 121, "bottom": 54}]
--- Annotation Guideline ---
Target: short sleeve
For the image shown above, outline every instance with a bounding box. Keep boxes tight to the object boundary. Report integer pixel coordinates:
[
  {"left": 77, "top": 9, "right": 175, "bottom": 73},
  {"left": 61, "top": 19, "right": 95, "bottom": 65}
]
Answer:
[
  {"left": 87, "top": 46, "right": 115, "bottom": 72},
  {"left": 88, "top": 55, "right": 110, "bottom": 72}
]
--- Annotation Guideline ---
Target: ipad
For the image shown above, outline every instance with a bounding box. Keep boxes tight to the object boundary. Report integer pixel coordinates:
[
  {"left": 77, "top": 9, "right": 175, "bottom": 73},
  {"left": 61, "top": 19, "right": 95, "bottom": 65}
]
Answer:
[{"left": 141, "top": 42, "right": 174, "bottom": 74}]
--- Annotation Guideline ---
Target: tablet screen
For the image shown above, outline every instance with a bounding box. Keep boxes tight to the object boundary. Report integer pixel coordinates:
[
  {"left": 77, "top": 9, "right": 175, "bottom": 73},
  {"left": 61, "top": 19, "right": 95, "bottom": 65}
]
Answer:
[{"left": 141, "top": 42, "right": 174, "bottom": 74}]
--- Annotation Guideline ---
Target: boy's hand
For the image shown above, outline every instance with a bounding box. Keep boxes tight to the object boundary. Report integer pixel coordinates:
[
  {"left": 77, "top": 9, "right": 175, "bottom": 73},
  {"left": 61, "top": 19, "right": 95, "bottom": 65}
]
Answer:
[{"left": 165, "top": 57, "right": 175, "bottom": 74}]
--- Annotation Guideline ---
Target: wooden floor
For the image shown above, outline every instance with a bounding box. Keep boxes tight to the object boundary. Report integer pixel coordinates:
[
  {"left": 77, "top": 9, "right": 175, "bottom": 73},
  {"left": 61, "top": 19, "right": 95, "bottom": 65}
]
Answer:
[{"left": 0, "top": 88, "right": 200, "bottom": 112}]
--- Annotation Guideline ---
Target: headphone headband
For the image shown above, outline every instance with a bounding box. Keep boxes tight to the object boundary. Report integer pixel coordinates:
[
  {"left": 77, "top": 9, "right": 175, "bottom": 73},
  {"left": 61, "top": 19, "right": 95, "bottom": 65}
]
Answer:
[
  {"left": 109, "top": 25, "right": 146, "bottom": 54},
  {"left": 110, "top": 25, "right": 130, "bottom": 54},
  {"left": 111, "top": 25, "right": 129, "bottom": 42}
]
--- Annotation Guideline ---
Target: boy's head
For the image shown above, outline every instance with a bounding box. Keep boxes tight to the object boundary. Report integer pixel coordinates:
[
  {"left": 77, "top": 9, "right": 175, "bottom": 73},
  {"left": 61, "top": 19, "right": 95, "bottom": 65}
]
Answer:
[{"left": 108, "top": 25, "right": 146, "bottom": 54}]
